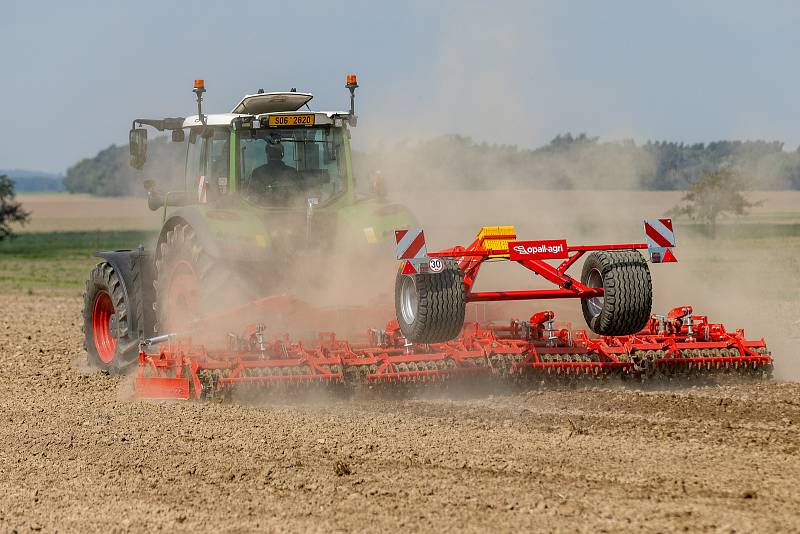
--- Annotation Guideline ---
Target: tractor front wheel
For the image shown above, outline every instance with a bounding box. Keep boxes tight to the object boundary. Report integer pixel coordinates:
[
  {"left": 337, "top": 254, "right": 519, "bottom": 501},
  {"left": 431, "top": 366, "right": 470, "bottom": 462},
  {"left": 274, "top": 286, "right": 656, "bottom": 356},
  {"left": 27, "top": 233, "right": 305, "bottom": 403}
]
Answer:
[
  {"left": 580, "top": 250, "right": 652, "bottom": 336},
  {"left": 83, "top": 262, "right": 140, "bottom": 373},
  {"left": 395, "top": 260, "right": 466, "bottom": 343}
]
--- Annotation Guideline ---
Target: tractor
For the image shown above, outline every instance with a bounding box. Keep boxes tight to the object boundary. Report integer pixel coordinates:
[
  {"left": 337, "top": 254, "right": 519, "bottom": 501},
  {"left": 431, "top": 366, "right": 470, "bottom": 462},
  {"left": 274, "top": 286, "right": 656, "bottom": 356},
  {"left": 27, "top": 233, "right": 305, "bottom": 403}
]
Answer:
[
  {"left": 83, "top": 75, "right": 415, "bottom": 373},
  {"left": 82, "top": 77, "right": 773, "bottom": 396}
]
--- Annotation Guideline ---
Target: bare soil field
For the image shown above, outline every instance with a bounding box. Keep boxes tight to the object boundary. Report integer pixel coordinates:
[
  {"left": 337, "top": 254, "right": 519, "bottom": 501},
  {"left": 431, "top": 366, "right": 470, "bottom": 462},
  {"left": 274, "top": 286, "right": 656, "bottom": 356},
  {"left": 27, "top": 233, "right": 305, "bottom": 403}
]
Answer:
[
  {"left": 18, "top": 190, "right": 800, "bottom": 233},
  {"left": 16, "top": 194, "right": 158, "bottom": 233},
  {"left": 1, "top": 190, "right": 799, "bottom": 532},
  {"left": 1, "top": 293, "right": 799, "bottom": 533}
]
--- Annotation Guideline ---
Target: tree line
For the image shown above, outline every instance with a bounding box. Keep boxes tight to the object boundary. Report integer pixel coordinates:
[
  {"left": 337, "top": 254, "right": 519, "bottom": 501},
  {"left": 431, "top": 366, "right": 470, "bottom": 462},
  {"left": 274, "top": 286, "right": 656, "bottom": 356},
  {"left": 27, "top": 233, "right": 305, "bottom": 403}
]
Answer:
[
  {"left": 62, "top": 133, "right": 800, "bottom": 196},
  {"left": 64, "top": 137, "right": 186, "bottom": 196}
]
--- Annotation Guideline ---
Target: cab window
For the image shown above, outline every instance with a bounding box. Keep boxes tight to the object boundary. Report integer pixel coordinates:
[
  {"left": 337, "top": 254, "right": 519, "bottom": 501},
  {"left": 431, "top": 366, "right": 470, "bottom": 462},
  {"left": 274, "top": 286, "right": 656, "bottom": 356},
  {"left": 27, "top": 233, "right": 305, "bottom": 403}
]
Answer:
[
  {"left": 239, "top": 127, "right": 344, "bottom": 207},
  {"left": 206, "top": 128, "right": 230, "bottom": 195},
  {"left": 185, "top": 128, "right": 206, "bottom": 191}
]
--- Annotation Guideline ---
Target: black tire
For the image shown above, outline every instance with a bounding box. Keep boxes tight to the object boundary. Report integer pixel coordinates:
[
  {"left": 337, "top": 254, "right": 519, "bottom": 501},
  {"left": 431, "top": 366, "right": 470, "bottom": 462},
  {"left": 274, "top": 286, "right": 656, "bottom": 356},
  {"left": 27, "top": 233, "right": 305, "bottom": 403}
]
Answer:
[
  {"left": 580, "top": 250, "right": 652, "bottom": 336},
  {"left": 395, "top": 260, "right": 466, "bottom": 343},
  {"left": 153, "top": 223, "right": 213, "bottom": 334},
  {"left": 154, "top": 223, "right": 261, "bottom": 334},
  {"left": 83, "top": 262, "right": 140, "bottom": 374}
]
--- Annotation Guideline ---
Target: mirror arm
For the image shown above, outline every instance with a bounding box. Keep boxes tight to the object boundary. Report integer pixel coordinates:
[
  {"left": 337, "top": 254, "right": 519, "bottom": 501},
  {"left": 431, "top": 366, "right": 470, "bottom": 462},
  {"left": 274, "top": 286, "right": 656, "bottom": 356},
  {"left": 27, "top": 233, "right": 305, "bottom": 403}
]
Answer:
[{"left": 132, "top": 118, "right": 187, "bottom": 131}]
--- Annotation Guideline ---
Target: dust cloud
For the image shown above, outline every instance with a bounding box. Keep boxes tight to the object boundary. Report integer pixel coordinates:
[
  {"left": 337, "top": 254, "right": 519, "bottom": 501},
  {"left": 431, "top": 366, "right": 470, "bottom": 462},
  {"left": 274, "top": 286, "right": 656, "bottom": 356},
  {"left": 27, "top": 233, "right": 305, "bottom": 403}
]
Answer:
[
  {"left": 391, "top": 189, "right": 799, "bottom": 381},
  {"left": 151, "top": 3, "right": 797, "bottom": 382}
]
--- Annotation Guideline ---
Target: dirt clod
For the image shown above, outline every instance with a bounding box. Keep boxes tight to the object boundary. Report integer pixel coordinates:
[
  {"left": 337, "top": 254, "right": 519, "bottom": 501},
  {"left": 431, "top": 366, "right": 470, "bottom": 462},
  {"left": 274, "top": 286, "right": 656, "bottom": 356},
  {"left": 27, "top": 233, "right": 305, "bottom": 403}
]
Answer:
[{"left": 334, "top": 460, "right": 352, "bottom": 476}]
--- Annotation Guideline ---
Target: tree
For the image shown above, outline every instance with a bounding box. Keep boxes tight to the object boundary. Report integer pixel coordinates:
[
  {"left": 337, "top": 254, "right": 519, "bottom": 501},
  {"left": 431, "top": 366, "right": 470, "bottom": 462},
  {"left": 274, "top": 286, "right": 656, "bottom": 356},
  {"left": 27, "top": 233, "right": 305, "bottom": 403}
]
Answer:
[
  {"left": 669, "top": 168, "right": 760, "bottom": 237},
  {"left": 0, "top": 175, "right": 31, "bottom": 240}
]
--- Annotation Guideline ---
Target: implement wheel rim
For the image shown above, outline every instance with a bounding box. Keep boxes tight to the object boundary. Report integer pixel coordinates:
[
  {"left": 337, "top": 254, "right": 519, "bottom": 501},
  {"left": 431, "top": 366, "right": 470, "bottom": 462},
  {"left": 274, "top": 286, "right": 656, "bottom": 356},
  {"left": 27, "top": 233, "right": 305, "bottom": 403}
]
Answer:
[
  {"left": 585, "top": 268, "right": 604, "bottom": 319},
  {"left": 92, "top": 290, "right": 116, "bottom": 364},
  {"left": 166, "top": 260, "right": 198, "bottom": 329},
  {"left": 399, "top": 275, "right": 418, "bottom": 325}
]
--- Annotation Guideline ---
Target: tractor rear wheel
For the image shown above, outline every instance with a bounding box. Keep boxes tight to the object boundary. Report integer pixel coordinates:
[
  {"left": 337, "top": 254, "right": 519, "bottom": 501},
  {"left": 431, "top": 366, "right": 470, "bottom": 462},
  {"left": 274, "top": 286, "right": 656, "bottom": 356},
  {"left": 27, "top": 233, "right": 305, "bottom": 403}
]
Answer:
[
  {"left": 154, "top": 223, "right": 278, "bottom": 335},
  {"left": 395, "top": 260, "right": 466, "bottom": 343},
  {"left": 83, "top": 262, "right": 140, "bottom": 373},
  {"left": 580, "top": 250, "right": 652, "bottom": 336},
  {"left": 154, "top": 223, "right": 212, "bottom": 334}
]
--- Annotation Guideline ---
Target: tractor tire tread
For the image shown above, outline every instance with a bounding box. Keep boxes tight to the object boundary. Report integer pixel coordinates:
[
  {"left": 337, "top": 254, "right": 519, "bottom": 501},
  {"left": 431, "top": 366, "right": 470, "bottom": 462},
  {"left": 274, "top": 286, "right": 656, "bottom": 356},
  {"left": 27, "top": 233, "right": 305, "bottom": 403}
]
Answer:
[
  {"left": 82, "top": 261, "right": 137, "bottom": 374},
  {"left": 153, "top": 223, "right": 213, "bottom": 334}
]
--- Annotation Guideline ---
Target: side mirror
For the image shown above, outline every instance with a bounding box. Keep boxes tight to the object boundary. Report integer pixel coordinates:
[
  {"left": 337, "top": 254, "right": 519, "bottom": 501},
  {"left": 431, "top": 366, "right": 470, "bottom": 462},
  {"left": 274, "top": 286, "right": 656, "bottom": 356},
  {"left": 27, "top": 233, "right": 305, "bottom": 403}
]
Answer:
[
  {"left": 171, "top": 129, "right": 185, "bottom": 143},
  {"left": 129, "top": 128, "right": 147, "bottom": 170}
]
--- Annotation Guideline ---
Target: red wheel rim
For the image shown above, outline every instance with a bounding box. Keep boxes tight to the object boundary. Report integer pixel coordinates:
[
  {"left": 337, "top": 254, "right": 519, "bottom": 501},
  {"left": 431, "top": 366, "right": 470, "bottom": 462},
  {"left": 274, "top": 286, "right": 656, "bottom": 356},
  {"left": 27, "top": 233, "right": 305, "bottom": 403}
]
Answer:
[
  {"left": 92, "top": 290, "right": 116, "bottom": 364},
  {"left": 164, "top": 260, "right": 198, "bottom": 330}
]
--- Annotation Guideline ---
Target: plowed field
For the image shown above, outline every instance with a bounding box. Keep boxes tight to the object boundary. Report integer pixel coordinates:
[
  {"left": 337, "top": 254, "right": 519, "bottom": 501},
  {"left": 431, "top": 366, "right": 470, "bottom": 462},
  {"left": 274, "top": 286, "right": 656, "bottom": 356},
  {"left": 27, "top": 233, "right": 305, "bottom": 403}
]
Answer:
[{"left": 1, "top": 292, "right": 798, "bottom": 533}]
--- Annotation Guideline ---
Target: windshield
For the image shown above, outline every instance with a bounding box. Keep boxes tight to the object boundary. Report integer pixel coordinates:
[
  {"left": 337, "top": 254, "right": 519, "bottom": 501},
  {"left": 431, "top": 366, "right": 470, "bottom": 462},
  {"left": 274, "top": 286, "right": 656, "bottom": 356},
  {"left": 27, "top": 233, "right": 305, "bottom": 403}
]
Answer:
[{"left": 240, "top": 127, "right": 345, "bottom": 207}]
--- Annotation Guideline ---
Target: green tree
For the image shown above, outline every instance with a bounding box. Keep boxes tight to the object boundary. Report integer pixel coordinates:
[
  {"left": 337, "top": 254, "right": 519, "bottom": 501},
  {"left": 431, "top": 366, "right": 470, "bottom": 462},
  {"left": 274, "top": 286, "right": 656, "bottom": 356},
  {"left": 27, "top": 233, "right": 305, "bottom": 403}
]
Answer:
[
  {"left": 670, "top": 168, "right": 760, "bottom": 237},
  {"left": 0, "top": 175, "right": 31, "bottom": 240}
]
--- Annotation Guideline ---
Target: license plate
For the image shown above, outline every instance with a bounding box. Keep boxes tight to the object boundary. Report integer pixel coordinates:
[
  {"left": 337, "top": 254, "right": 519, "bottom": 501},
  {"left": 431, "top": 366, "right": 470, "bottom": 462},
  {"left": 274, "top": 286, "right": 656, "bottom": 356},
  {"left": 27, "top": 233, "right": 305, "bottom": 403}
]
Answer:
[{"left": 268, "top": 114, "right": 315, "bottom": 127}]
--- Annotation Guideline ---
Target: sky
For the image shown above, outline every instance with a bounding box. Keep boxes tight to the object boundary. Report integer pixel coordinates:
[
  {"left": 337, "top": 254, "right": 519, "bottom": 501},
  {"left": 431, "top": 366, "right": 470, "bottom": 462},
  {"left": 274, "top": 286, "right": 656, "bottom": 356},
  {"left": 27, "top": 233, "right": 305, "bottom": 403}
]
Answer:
[{"left": 1, "top": 0, "right": 799, "bottom": 174}]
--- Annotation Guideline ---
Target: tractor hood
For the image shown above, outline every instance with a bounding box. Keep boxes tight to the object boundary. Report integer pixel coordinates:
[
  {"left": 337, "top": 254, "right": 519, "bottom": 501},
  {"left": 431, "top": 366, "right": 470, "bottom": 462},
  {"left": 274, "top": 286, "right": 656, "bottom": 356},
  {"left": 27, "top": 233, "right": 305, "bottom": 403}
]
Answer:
[{"left": 231, "top": 92, "right": 313, "bottom": 114}]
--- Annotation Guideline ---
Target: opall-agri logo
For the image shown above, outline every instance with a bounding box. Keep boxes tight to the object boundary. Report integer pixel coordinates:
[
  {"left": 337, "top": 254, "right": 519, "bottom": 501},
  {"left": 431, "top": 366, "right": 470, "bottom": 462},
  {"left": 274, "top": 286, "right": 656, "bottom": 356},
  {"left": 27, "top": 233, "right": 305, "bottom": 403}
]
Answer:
[{"left": 508, "top": 239, "right": 569, "bottom": 261}]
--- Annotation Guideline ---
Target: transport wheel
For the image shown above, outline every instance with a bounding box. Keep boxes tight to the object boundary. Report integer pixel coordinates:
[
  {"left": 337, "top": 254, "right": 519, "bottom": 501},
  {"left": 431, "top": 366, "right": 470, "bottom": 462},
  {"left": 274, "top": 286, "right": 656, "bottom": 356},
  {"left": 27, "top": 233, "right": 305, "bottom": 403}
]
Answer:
[
  {"left": 580, "top": 250, "right": 652, "bottom": 336},
  {"left": 154, "top": 223, "right": 212, "bottom": 334},
  {"left": 83, "top": 262, "right": 140, "bottom": 373},
  {"left": 395, "top": 259, "right": 466, "bottom": 343}
]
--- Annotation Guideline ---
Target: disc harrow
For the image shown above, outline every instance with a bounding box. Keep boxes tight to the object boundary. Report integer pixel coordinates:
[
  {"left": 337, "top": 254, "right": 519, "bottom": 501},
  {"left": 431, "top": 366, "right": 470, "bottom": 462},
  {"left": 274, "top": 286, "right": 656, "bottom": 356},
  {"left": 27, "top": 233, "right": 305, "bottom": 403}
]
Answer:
[{"left": 134, "top": 305, "right": 772, "bottom": 400}]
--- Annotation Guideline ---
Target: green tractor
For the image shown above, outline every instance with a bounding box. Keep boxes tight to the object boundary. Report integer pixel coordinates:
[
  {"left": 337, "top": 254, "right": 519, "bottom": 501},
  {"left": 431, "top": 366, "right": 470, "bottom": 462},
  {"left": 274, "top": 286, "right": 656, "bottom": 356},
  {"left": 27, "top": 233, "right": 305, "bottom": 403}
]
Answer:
[{"left": 83, "top": 75, "right": 416, "bottom": 373}]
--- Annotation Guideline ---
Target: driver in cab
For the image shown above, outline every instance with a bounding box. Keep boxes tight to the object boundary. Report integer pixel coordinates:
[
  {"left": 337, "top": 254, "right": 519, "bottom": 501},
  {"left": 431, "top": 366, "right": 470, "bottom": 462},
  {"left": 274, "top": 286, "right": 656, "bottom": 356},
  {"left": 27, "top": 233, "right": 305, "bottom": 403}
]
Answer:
[{"left": 248, "top": 134, "right": 296, "bottom": 203}]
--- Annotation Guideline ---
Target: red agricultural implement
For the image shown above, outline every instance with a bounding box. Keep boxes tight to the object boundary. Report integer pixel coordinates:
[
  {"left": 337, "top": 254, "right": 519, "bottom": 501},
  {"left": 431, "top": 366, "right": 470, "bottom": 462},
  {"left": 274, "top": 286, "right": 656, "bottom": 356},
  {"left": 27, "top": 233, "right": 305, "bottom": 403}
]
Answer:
[
  {"left": 135, "top": 303, "right": 771, "bottom": 400},
  {"left": 133, "top": 224, "right": 772, "bottom": 401}
]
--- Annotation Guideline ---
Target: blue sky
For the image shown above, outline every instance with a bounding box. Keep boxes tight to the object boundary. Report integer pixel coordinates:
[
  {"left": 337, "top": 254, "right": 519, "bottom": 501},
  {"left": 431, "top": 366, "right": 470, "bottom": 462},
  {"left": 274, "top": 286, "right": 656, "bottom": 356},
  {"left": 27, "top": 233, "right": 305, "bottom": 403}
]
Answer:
[{"left": 2, "top": 0, "right": 799, "bottom": 173}]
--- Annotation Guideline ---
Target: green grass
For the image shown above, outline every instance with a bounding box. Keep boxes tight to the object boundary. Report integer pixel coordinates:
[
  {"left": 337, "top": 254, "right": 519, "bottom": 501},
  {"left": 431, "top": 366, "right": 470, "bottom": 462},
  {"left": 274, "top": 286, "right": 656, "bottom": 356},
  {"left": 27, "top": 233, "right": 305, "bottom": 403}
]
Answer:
[{"left": 0, "top": 230, "right": 156, "bottom": 291}]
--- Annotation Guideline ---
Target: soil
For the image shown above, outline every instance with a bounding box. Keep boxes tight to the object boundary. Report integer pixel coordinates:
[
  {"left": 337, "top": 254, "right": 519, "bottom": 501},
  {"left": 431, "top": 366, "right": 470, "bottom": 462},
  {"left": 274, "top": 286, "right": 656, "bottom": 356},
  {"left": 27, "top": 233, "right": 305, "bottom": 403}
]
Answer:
[
  {"left": 15, "top": 194, "right": 157, "bottom": 233},
  {"left": 1, "top": 292, "right": 799, "bottom": 533}
]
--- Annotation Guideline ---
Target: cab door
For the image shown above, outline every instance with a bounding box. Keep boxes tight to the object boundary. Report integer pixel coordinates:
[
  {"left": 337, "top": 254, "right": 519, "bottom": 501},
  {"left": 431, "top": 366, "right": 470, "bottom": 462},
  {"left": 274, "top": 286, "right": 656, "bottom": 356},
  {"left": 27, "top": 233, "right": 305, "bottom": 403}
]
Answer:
[
  {"left": 185, "top": 128, "right": 208, "bottom": 202},
  {"left": 185, "top": 127, "right": 231, "bottom": 202},
  {"left": 205, "top": 128, "right": 230, "bottom": 197}
]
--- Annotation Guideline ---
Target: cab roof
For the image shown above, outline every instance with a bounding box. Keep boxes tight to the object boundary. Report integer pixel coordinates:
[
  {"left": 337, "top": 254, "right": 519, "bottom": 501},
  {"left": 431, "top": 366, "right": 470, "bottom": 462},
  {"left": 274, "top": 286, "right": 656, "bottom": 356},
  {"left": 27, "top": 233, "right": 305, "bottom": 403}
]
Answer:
[
  {"left": 231, "top": 92, "right": 313, "bottom": 114},
  {"left": 181, "top": 110, "right": 350, "bottom": 129}
]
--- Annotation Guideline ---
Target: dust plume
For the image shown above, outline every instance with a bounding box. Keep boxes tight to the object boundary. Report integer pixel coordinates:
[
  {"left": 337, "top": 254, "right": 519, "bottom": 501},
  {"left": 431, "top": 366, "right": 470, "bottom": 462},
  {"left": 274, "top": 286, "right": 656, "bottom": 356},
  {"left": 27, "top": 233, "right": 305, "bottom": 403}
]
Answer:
[{"left": 145, "top": 3, "right": 798, "bottom": 385}]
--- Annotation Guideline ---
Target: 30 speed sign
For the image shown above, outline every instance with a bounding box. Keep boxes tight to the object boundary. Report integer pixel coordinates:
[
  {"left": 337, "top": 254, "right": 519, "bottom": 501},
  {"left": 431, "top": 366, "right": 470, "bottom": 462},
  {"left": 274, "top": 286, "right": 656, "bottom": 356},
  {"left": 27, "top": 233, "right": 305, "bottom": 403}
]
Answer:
[{"left": 428, "top": 258, "right": 444, "bottom": 273}]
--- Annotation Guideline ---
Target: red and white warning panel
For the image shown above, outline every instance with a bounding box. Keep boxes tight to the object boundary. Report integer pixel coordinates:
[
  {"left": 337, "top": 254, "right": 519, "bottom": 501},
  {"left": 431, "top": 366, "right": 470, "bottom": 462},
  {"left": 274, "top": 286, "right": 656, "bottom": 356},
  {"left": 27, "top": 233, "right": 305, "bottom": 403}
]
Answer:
[
  {"left": 508, "top": 240, "right": 569, "bottom": 261},
  {"left": 395, "top": 228, "right": 428, "bottom": 261},
  {"left": 396, "top": 228, "right": 434, "bottom": 274},
  {"left": 644, "top": 218, "right": 677, "bottom": 263}
]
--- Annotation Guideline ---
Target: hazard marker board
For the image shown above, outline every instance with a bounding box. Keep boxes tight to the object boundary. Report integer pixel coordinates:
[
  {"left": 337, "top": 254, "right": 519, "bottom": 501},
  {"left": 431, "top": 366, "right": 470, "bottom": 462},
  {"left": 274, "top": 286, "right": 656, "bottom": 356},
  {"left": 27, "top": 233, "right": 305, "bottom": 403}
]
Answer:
[
  {"left": 395, "top": 228, "right": 428, "bottom": 261},
  {"left": 644, "top": 219, "right": 676, "bottom": 248},
  {"left": 644, "top": 219, "right": 677, "bottom": 263}
]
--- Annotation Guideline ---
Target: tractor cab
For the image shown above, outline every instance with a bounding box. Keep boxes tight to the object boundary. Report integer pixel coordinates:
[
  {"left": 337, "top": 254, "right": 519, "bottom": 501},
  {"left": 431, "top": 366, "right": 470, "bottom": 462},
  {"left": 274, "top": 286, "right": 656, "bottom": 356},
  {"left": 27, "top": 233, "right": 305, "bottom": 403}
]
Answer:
[
  {"left": 184, "top": 109, "right": 351, "bottom": 210},
  {"left": 131, "top": 77, "right": 359, "bottom": 213},
  {"left": 125, "top": 75, "right": 418, "bottom": 261}
]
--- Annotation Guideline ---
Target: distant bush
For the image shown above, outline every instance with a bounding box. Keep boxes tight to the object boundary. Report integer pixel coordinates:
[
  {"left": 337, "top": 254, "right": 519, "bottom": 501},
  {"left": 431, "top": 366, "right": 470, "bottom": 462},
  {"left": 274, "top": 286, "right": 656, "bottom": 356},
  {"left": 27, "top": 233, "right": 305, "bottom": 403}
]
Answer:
[
  {"left": 0, "top": 175, "right": 31, "bottom": 240},
  {"left": 669, "top": 168, "right": 763, "bottom": 237}
]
